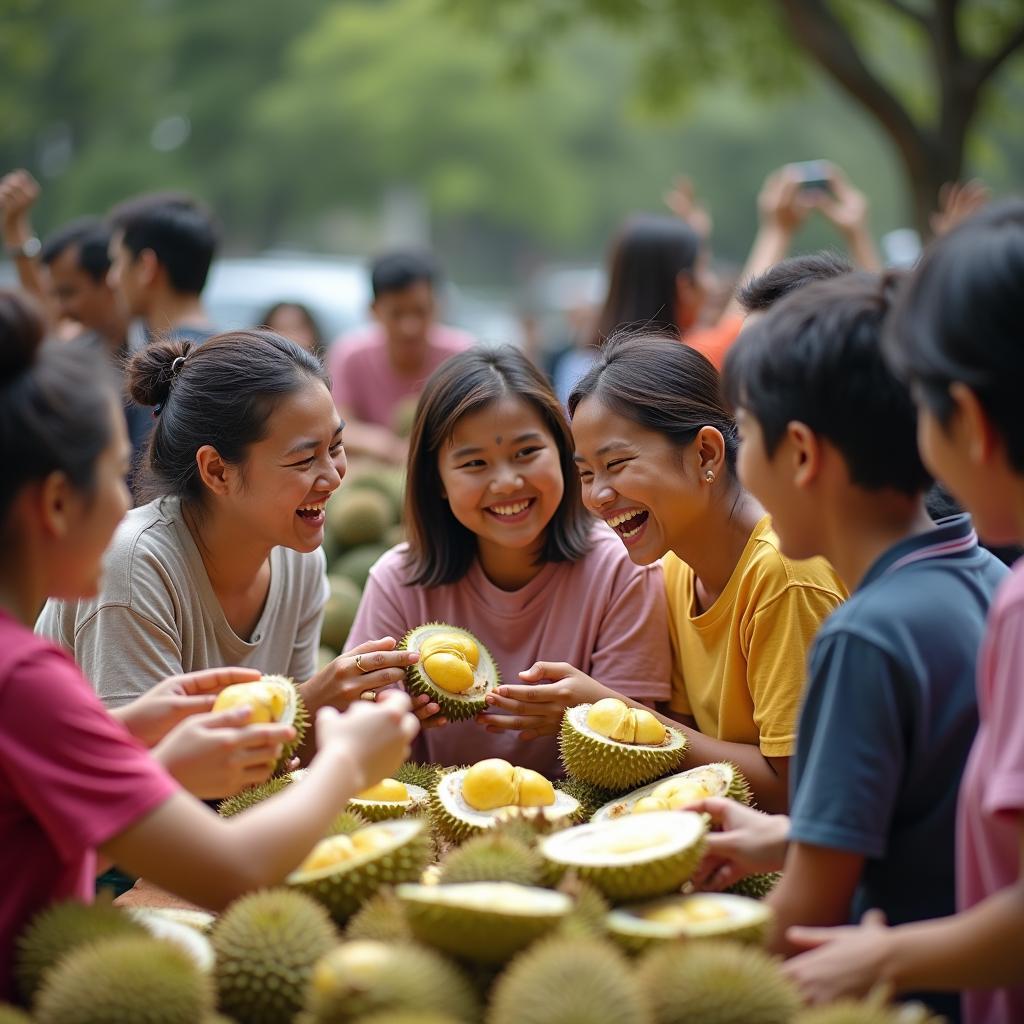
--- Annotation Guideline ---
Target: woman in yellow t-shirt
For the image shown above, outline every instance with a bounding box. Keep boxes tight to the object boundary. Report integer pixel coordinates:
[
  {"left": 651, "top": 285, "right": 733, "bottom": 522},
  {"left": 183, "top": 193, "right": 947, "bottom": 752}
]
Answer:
[{"left": 480, "top": 334, "right": 844, "bottom": 811}]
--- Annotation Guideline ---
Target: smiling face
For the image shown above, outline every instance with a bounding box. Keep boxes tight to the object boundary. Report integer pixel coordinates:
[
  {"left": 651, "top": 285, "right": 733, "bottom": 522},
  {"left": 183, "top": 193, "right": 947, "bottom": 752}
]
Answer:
[
  {"left": 437, "top": 395, "right": 564, "bottom": 563},
  {"left": 216, "top": 379, "right": 346, "bottom": 553},
  {"left": 572, "top": 396, "right": 704, "bottom": 565}
]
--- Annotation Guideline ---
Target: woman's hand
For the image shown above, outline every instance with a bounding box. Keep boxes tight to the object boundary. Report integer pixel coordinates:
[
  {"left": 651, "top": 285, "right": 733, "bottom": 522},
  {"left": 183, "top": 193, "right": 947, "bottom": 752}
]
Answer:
[
  {"left": 301, "top": 637, "right": 418, "bottom": 713},
  {"left": 115, "top": 667, "right": 263, "bottom": 747},
  {"left": 152, "top": 705, "right": 295, "bottom": 799},
  {"left": 476, "top": 662, "right": 612, "bottom": 741},
  {"left": 781, "top": 910, "right": 893, "bottom": 1004},
  {"left": 689, "top": 797, "right": 790, "bottom": 890},
  {"left": 313, "top": 690, "right": 419, "bottom": 793}
]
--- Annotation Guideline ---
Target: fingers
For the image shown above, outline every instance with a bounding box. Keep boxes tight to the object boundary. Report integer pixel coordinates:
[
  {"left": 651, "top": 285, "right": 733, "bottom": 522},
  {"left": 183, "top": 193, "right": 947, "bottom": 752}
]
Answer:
[
  {"left": 172, "top": 666, "right": 263, "bottom": 695},
  {"left": 374, "top": 689, "right": 413, "bottom": 715},
  {"left": 411, "top": 694, "right": 447, "bottom": 726},
  {"left": 518, "top": 661, "right": 575, "bottom": 682},
  {"left": 688, "top": 796, "right": 741, "bottom": 828},
  {"left": 496, "top": 682, "right": 564, "bottom": 702},
  {"left": 343, "top": 636, "right": 401, "bottom": 655},
  {"left": 860, "top": 908, "right": 887, "bottom": 928},
  {"left": 784, "top": 925, "right": 835, "bottom": 951}
]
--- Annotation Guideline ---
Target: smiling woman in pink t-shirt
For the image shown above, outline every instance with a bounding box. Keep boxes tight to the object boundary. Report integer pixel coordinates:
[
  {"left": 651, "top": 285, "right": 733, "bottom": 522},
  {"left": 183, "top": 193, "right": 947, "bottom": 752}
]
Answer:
[{"left": 345, "top": 346, "right": 672, "bottom": 777}]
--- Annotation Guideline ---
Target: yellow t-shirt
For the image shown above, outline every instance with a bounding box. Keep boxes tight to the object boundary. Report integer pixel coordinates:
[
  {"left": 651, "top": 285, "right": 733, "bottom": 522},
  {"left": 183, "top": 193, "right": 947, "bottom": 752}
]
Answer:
[{"left": 663, "top": 515, "right": 846, "bottom": 758}]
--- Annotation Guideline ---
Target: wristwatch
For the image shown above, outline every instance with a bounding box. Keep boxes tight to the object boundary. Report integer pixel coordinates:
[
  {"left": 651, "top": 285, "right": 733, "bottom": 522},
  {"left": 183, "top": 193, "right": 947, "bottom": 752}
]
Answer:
[{"left": 7, "top": 236, "right": 41, "bottom": 259}]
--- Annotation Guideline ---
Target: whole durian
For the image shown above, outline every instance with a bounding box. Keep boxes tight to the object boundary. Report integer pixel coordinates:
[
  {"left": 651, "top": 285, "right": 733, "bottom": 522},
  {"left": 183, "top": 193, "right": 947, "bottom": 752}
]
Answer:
[
  {"left": 212, "top": 888, "right": 338, "bottom": 1024},
  {"left": 394, "top": 762, "right": 444, "bottom": 792},
  {"left": 15, "top": 899, "right": 148, "bottom": 1004},
  {"left": 437, "top": 832, "right": 546, "bottom": 887},
  {"left": 303, "top": 941, "right": 479, "bottom": 1023},
  {"left": 724, "top": 872, "right": 782, "bottom": 900},
  {"left": 487, "top": 934, "right": 652, "bottom": 1024},
  {"left": 345, "top": 890, "right": 414, "bottom": 944},
  {"left": 217, "top": 775, "right": 293, "bottom": 817},
  {"left": 34, "top": 936, "right": 214, "bottom": 1024},
  {"left": 328, "top": 808, "right": 372, "bottom": 836},
  {"left": 555, "top": 777, "right": 620, "bottom": 820},
  {"left": 637, "top": 940, "right": 800, "bottom": 1024}
]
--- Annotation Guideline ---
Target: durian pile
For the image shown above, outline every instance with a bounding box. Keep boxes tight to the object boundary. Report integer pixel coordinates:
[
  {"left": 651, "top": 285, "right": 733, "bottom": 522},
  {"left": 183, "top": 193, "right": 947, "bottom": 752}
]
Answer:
[
  {"left": 319, "top": 461, "right": 407, "bottom": 658},
  {"left": 6, "top": 739, "right": 942, "bottom": 1023}
]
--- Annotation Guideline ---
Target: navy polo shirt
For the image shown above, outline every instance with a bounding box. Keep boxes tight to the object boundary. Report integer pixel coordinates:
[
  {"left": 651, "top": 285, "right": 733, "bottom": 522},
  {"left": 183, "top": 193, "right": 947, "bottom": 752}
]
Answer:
[{"left": 788, "top": 515, "right": 1006, "bottom": 1020}]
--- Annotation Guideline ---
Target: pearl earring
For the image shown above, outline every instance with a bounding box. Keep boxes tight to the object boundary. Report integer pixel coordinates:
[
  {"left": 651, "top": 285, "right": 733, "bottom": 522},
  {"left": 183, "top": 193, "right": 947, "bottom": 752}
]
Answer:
[{"left": 705, "top": 470, "right": 715, "bottom": 483}]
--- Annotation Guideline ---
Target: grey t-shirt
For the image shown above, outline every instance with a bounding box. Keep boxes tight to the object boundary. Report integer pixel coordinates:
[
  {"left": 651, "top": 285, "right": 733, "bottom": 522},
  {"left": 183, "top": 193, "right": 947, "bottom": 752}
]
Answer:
[
  {"left": 37, "top": 496, "right": 328, "bottom": 708},
  {"left": 788, "top": 514, "right": 1007, "bottom": 1022}
]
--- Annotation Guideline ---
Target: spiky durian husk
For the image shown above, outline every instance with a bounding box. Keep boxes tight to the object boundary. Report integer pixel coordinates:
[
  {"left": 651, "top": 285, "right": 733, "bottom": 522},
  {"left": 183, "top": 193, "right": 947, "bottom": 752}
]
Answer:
[
  {"left": 0, "top": 1006, "right": 33, "bottom": 1023},
  {"left": 486, "top": 934, "right": 651, "bottom": 1024},
  {"left": 437, "top": 832, "right": 546, "bottom": 887},
  {"left": 398, "top": 623, "right": 499, "bottom": 722},
  {"left": 15, "top": 899, "right": 148, "bottom": 1004},
  {"left": 637, "top": 940, "right": 800, "bottom": 1024},
  {"left": 281, "top": 685, "right": 310, "bottom": 767},
  {"left": 288, "top": 820, "right": 434, "bottom": 924},
  {"left": 327, "top": 809, "right": 371, "bottom": 836},
  {"left": 555, "top": 777, "right": 620, "bottom": 820},
  {"left": 554, "top": 875, "right": 611, "bottom": 940},
  {"left": 394, "top": 761, "right": 444, "bottom": 792},
  {"left": 212, "top": 889, "right": 338, "bottom": 1024},
  {"left": 34, "top": 936, "right": 214, "bottom": 1024},
  {"left": 559, "top": 707, "right": 687, "bottom": 792},
  {"left": 217, "top": 775, "right": 293, "bottom": 818},
  {"left": 344, "top": 890, "right": 414, "bottom": 944},
  {"left": 302, "top": 941, "right": 479, "bottom": 1024},
  {"left": 724, "top": 872, "right": 781, "bottom": 900},
  {"left": 348, "top": 783, "right": 429, "bottom": 823}
]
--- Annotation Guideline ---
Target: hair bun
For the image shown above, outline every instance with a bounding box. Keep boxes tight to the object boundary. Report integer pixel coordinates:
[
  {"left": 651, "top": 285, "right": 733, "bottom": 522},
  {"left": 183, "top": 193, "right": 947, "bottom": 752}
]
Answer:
[
  {"left": 0, "top": 290, "right": 46, "bottom": 384},
  {"left": 127, "top": 339, "right": 195, "bottom": 408}
]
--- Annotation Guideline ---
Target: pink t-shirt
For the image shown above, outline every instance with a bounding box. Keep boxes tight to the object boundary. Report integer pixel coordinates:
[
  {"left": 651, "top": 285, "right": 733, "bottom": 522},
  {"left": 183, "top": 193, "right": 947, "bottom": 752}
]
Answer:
[
  {"left": 957, "top": 560, "right": 1024, "bottom": 1024},
  {"left": 0, "top": 611, "right": 177, "bottom": 1000},
  {"left": 346, "top": 524, "right": 672, "bottom": 777},
  {"left": 328, "top": 323, "right": 476, "bottom": 428}
]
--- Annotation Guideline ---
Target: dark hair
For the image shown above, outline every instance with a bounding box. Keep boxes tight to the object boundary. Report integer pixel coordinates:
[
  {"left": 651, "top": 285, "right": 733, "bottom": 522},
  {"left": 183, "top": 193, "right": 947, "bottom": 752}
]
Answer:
[
  {"left": 404, "top": 345, "right": 592, "bottom": 587},
  {"left": 595, "top": 215, "right": 702, "bottom": 344},
  {"left": 737, "top": 250, "right": 853, "bottom": 313},
  {"left": 885, "top": 198, "right": 1024, "bottom": 473},
  {"left": 128, "top": 329, "right": 328, "bottom": 506},
  {"left": 371, "top": 251, "right": 438, "bottom": 300},
  {"left": 568, "top": 331, "right": 739, "bottom": 473},
  {"left": 723, "top": 273, "right": 931, "bottom": 497},
  {"left": 0, "top": 290, "right": 116, "bottom": 526},
  {"left": 40, "top": 217, "right": 112, "bottom": 283},
  {"left": 109, "top": 192, "right": 219, "bottom": 295},
  {"left": 259, "top": 301, "right": 324, "bottom": 356}
]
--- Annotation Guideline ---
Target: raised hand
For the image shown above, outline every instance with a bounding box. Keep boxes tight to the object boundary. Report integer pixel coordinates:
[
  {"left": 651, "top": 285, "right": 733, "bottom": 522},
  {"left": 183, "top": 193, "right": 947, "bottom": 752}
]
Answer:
[{"left": 303, "top": 636, "right": 418, "bottom": 711}]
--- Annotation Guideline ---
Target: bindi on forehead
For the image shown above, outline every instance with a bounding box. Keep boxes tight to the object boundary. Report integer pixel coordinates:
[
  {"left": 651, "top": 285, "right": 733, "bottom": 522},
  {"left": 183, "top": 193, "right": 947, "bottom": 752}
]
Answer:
[{"left": 495, "top": 436, "right": 503, "bottom": 445}]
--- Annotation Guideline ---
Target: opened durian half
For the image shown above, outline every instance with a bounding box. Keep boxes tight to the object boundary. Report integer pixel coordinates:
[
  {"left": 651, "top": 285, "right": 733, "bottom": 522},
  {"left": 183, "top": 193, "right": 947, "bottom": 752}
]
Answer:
[
  {"left": 591, "top": 763, "right": 751, "bottom": 822},
  {"left": 287, "top": 817, "right": 433, "bottom": 923},
  {"left": 606, "top": 893, "right": 772, "bottom": 952},
  {"left": 396, "top": 882, "right": 573, "bottom": 964},
  {"left": 211, "top": 675, "right": 308, "bottom": 769},
  {"left": 347, "top": 778, "right": 430, "bottom": 821},
  {"left": 428, "top": 760, "right": 580, "bottom": 844},
  {"left": 399, "top": 623, "right": 499, "bottom": 721},
  {"left": 538, "top": 810, "right": 707, "bottom": 903},
  {"left": 560, "top": 699, "right": 687, "bottom": 791}
]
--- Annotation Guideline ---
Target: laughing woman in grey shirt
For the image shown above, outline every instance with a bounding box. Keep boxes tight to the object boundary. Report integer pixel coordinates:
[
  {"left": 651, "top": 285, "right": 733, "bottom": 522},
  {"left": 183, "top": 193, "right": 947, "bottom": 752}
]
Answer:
[{"left": 38, "top": 329, "right": 420, "bottom": 729}]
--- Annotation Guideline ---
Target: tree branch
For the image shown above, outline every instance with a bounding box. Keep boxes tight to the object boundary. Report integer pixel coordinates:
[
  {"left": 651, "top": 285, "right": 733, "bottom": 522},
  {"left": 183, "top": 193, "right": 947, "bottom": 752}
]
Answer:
[{"left": 972, "top": 16, "right": 1024, "bottom": 89}]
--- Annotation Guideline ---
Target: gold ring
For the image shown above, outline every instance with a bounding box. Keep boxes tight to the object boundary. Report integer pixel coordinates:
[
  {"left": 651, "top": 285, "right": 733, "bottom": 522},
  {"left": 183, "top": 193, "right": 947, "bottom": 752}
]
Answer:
[
  {"left": 359, "top": 690, "right": 377, "bottom": 702},
  {"left": 354, "top": 653, "right": 371, "bottom": 674}
]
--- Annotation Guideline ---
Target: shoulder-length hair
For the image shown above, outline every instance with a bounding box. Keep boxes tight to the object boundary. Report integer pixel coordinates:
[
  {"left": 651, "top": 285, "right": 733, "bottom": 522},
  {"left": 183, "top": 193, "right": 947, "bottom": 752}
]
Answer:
[{"left": 404, "top": 345, "right": 592, "bottom": 587}]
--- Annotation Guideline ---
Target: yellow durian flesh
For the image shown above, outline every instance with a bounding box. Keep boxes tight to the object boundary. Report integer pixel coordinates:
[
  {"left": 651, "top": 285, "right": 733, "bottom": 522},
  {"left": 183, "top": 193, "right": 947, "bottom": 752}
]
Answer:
[
  {"left": 422, "top": 651, "right": 475, "bottom": 694},
  {"left": 633, "top": 772, "right": 719, "bottom": 813},
  {"left": 300, "top": 835, "right": 357, "bottom": 873},
  {"left": 421, "top": 632, "right": 480, "bottom": 668},
  {"left": 357, "top": 778, "right": 409, "bottom": 802},
  {"left": 632, "top": 796, "right": 672, "bottom": 815},
  {"left": 461, "top": 759, "right": 555, "bottom": 812},
  {"left": 212, "top": 679, "right": 289, "bottom": 723},
  {"left": 644, "top": 897, "right": 731, "bottom": 926},
  {"left": 586, "top": 698, "right": 666, "bottom": 746}
]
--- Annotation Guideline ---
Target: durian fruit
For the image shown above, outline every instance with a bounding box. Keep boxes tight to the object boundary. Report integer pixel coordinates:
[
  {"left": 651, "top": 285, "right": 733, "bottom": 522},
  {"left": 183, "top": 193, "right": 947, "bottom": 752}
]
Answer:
[
  {"left": 606, "top": 893, "right": 772, "bottom": 952},
  {"left": 287, "top": 817, "right": 433, "bottom": 923},
  {"left": 15, "top": 899, "right": 148, "bottom": 1004},
  {"left": 328, "top": 488, "right": 394, "bottom": 548},
  {"left": 560, "top": 702, "right": 687, "bottom": 791},
  {"left": 437, "top": 831, "right": 546, "bottom": 887},
  {"left": 126, "top": 909, "right": 215, "bottom": 971},
  {"left": 555, "top": 777, "right": 620, "bottom": 821},
  {"left": 637, "top": 940, "right": 800, "bottom": 1024},
  {"left": 394, "top": 761, "right": 443, "bottom": 792},
  {"left": 211, "top": 674, "right": 308, "bottom": 769},
  {"left": 399, "top": 623, "right": 500, "bottom": 722},
  {"left": 487, "top": 934, "right": 652, "bottom": 1024},
  {"left": 345, "top": 889, "right": 414, "bottom": 944},
  {"left": 328, "top": 808, "right": 372, "bottom": 836},
  {"left": 34, "top": 936, "right": 214, "bottom": 1024},
  {"left": 396, "top": 882, "right": 572, "bottom": 964},
  {"left": 794, "top": 1002, "right": 939, "bottom": 1024},
  {"left": 0, "top": 1006, "right": 33, "bottom": 1023},
  {"left": 321, "top": 574, "right": 363, "bottom": 650},
  {"left": 348, "top": 778, "right": 430, "bottom": 821},
  {"left": 538, "top": 811, "right": 707, "bottom": 903},
  {"left": 724, "top": 872, "right": 782, "bottom": 900},
  {"left": 212, "top": 888, "right": 338, "bottom": 1024},
  {"left": 334, "top": 543, "right": 390, "bottom": 588},
  {"left": 592, "top": 763, "right": 752, "bottom": 822},
  {"left": 429, "top": 764, "right": 580, "bottom": 845},
  {"left": 341, "top": 463, "right": 406, "bottom": 519},
  {"left": 554, "top": 875, "right": 611, "bottom": 940},
  {"left": 217, "top": 775, "right": 293, "bottom": 817},
  {"left": 302, "top": 940, "right": 479, "bottom": 1024},
  {"left": 358, "top": 1015, "right": 465, "bottom": 1024}
]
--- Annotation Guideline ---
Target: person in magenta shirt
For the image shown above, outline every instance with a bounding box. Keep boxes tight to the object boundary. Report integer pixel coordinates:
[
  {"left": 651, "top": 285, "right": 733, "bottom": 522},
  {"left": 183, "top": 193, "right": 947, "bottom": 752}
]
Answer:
[
  {"left": 327, "top": 250, "right": 475, "bottom": 465},
  {"left": 0, "top": 289, "right": 419, "bottom": 1001},
  {"left": 779, "top": 202, "right": 1024, "bottom": 1022},
  {"left": 345, "top": 345, "right": 672, "bottom": 777}
]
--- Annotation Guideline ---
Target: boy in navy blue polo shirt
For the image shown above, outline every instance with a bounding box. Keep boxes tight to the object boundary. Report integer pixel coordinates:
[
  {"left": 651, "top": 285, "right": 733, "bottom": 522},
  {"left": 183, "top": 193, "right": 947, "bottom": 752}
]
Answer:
[{"left": 695, "top": 272, "right": 1007, "bottom": 1022}]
